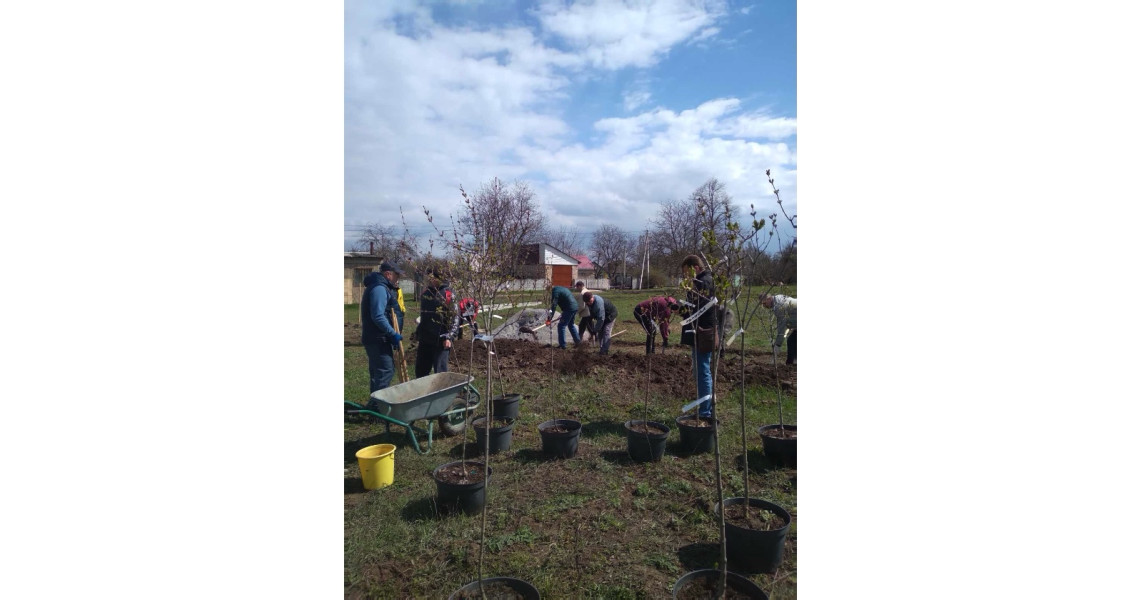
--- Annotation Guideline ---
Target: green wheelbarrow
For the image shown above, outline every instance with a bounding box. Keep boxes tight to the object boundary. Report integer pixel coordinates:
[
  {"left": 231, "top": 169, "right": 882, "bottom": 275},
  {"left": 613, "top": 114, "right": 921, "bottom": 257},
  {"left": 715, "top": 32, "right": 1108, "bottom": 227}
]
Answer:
[{"left": 344, "top": 372, "right": 481, "bottom": 455}]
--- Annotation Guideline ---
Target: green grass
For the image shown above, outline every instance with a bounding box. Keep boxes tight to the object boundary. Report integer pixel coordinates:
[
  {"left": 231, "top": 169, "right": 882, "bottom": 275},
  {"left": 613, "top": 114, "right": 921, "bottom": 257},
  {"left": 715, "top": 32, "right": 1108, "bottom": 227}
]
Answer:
[{"left": 344, "top": 287, "right": 798, "bottom": 598}]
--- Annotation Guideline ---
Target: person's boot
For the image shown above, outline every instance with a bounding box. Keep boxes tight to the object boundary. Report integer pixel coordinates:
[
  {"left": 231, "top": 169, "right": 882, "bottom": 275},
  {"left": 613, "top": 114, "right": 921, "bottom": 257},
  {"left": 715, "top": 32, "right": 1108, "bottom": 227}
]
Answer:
[{"left": 646, "top": 336, "right": 655, "bottom": 355}]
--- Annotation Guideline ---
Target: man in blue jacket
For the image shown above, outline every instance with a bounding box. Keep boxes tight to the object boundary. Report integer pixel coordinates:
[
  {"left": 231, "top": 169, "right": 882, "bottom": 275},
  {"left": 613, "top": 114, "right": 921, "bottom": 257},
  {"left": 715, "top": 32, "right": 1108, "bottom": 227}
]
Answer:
[
  {"left": 545, "top": 282, "right": 581, "bottom": 349},
  {"left": 361, "top": 262, "right": 405, "bottom": 394}
]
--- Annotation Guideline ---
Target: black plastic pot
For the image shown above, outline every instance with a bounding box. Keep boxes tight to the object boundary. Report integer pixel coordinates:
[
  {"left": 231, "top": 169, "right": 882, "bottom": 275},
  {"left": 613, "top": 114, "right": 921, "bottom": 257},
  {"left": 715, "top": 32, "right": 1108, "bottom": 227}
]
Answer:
[
  {"left": 492, "top": 393, "right": 521, "bottom": 420},
  {"left": 758, "top": 424, "right": 797, "bottom": 468},
  {"left": 714, "top": 497, "right": 792, "bottom": 574},
  {"left": 449, "top": 577, "right": 540, "bottom": 600},
  {"left": 672, "top": 569, "right": 767, "bottom": 599},
  {"left": 432, "top": 461, "right": 491, "bottom": 516},
  {"left": 624, "top": 420, "right": 669, "bottom": 462},
  {"left": 537, "top": 419, "right": 581, "bottom": 458},
  {"left": 675, "top": 415, "right": 717, "bottom": 455},
  {"left": 473, "top": 416, "right": 514, "bottom": 454}
]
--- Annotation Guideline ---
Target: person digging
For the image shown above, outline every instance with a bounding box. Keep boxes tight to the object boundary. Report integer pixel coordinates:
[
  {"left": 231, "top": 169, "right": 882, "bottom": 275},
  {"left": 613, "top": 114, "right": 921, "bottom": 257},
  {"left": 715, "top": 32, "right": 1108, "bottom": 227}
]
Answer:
[
  {"left": 582, "top": 292, "right": 618, "bottom": 355},
  {"left": 633, "top": 295, "right": 681, "bottom": 355}
]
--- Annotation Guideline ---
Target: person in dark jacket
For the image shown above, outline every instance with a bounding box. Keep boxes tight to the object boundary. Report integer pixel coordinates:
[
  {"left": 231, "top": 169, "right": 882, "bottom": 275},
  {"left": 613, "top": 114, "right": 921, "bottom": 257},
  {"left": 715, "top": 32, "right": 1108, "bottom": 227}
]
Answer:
[
  {"left": 582, "top": 292, "right": 618, "bottom": 355},
  {"left": 361, "top": 262, "right": 405, "bottom": 394},
  {"left": 545, "top": 282, "right": 580, "bottom": 349},
  {"left": 633, "top": 296, "right": 681, "bottom": 354},
  {"left": 681, "top": 255, "right": 716, "bottom": 417},
  {"left": 415, "top": 270, "right": 460, "bottom": 377}
]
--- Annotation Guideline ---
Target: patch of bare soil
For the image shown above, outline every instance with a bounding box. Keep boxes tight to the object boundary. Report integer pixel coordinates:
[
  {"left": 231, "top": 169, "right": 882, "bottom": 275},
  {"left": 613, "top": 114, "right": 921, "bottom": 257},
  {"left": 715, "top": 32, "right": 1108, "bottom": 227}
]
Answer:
[
  {"left": 455, "top": 581, "right": 525, "bottom": 600},
  {"left": 723, "top": 504, "right": 787, "bottom": 531},
  {"left": 345, "top": 322, "right": 363, "bottom": 346},
  {"left": 762, "top": 427, "right": 797, "bottom": 440},
  {"left": 675, "top": 575, "right": 760, "bottom": 600},
  {"left": 453, "top": 337, "right": 795, "bottom": 400},
  {"left": 434, "top": 462, "right": 487, "bottom": 485},
  {"left": 627, "top": 422, "right": 667, "bottom": 435},
  {"left": 677, "top": 415, "right": 716, "bottom": 428},
  {"left": 472, "top": 417, "right": 512, "bottom": 429}
]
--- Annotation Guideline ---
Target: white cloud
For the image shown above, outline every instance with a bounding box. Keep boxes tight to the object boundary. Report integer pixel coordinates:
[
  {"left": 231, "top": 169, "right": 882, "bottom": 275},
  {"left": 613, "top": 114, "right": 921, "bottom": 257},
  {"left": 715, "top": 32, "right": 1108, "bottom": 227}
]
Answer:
[
  {"left": 534, "top": 0, "right": 728, "bottom": 69},
  {"left": 344, "top": 0, "right": 795, "bottom": 250}
]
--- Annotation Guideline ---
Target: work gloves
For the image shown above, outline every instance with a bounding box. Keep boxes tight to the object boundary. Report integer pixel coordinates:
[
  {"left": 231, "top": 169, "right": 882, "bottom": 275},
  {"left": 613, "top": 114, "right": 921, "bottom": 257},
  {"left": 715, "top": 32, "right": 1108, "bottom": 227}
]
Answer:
[{"left": 391, "top": 333, "right": 403, "bottom": 343}]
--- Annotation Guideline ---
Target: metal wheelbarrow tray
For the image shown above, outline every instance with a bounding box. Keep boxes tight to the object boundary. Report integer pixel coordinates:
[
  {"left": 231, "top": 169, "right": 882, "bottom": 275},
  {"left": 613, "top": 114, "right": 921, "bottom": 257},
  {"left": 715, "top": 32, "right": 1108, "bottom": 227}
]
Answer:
[{"left": 344, "top": 372, "right": 481, "bottom": 454}]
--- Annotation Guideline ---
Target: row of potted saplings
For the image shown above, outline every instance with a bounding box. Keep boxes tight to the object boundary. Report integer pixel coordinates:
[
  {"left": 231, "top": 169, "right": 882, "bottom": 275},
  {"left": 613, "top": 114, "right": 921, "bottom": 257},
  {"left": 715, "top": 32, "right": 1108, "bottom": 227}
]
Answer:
[{"left": 434, "top": 393, "right": 797, "bottom": 599}]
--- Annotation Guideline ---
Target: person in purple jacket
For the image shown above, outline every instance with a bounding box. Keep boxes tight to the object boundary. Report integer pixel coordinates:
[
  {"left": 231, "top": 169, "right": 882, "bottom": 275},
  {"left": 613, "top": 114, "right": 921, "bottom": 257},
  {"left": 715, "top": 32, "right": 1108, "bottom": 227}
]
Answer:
[{"left": 633, "top": 296, "right": 682, "bottom": 354}]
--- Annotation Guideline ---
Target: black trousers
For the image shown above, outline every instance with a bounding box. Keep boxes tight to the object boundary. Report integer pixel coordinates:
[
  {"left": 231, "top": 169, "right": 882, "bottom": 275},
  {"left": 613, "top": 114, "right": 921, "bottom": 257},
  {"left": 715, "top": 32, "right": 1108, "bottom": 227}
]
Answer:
[
  {"left": 415, "top": 341, "right": 450, "bottom": 377},
  {"left": 785, "top": 328, "right": 797, "bottom": 365},
  {"left": 633, "top": 307, "right": 656, "bottom": 354}
]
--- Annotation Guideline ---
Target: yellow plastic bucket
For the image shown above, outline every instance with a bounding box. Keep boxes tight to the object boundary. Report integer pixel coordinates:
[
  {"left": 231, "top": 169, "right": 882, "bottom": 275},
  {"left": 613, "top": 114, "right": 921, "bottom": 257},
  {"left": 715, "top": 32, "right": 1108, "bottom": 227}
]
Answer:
[{"left": 356, "top": 444, "right": 396, "bottom": 489}]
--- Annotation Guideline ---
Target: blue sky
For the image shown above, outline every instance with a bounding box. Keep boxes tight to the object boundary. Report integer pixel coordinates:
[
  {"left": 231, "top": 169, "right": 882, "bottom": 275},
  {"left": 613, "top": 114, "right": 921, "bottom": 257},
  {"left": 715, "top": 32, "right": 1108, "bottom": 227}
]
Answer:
[{"left": 345, "top": 0, "right": 797, "bottom": 251}]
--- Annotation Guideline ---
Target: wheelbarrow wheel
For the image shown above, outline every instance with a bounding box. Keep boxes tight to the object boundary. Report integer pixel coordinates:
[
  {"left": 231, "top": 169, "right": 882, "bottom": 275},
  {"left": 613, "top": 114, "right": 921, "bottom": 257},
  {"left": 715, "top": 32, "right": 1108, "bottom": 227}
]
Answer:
[{"left": 438, "top": 396, "right": 474, "bottom": 437}]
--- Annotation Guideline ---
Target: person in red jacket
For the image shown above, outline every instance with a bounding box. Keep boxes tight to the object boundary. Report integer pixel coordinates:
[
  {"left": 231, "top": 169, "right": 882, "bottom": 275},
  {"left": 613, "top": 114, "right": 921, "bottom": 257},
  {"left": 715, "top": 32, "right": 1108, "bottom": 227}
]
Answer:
[
  {"left": 633, "top": 296, "right": 681, "bottom": 354},
  {"left": 456, "top": 297, "right": 480, "bottom": 339}
]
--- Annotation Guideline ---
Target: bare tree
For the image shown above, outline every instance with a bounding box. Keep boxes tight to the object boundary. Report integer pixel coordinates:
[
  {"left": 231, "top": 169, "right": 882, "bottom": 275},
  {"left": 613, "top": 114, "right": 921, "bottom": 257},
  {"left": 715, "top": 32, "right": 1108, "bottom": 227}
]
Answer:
[
  {"left": 455, "top": 177, "right": 546, "bottom": 260},
  {"left": 590, "top": 224, "right": 635, "bottom": 279},
  {"left": 351, "top": 219, "right": 421, "bottom": 263},
  {"left": 691, "top": 178, "right": 734, "bottom": 258},
  {"left": 350, "top": 223, "right": 397, "bottom": 254},
  {"left": 543, "top": 225, "right": 586, "bottom": 256},
  {"left": 648, "top": 178, "right": 734, "bottom": 275}
]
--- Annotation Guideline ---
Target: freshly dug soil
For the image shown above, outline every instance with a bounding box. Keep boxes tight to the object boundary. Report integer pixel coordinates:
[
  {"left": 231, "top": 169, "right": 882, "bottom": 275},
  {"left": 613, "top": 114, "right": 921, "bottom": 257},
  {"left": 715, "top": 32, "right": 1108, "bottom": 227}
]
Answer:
[
  {"left": 455, "top": 581, "right": 524, "bottom": 600},
  {"left": 628, "top": 423, "right": 667, "bottom": 435},
  {"left": 435, "top": 462, "right": 487, "bottom": 485},
  {"left": 346, "top": 331, "right": 797, "bottom": 400},
  {"left": 763, "top": 426, "right": 797, "bottom": 440},
  {"left": 723, "top": 504, "right": 787, "bottom": 531},
  {"left": 675, "top": 575, "right": 759, "bottom": 600},
  {"left": 678, "top": 415, "right": 715, "bottom": 428},
  {"left": 472, "top": 417, "right": 512, "bottom": 429}
]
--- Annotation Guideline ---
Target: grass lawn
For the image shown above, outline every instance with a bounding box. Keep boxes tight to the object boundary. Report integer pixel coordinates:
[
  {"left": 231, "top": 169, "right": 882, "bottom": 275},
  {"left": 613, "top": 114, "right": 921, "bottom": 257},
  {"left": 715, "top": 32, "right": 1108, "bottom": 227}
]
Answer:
[{"left": 344, "top": 284, "right": 797, "bottom": 598}]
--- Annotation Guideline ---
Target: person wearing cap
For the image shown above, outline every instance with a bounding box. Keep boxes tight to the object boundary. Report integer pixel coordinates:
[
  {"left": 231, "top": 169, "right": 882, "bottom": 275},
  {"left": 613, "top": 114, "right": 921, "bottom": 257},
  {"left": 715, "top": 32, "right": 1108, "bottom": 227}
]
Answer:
[
  {"left": 544, "top": 281, "right": 580, "bottom": 349},
  {"left": 415, "top": 270, "right": 460, "bottom": 377},
  {"left": 361, "top": 262, "right": 405, "bottom": 394},
  {"left": 633, "top": 296, "right": 682, "bottom": 355},
  {"left": 761, "top": 293, "right": 797, "bottom": 365},
  {"left": 582, "top": 292, "right": 618, "bottom": 355}
]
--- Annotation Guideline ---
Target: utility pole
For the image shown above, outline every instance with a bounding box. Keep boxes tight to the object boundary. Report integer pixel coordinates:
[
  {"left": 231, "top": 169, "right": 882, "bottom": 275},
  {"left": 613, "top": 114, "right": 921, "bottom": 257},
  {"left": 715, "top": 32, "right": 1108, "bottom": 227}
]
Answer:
[
  {"left": 637, "top": 230, "right": 647, "bottom": 290},
  {"left": 644, "top": 231, "right": 650, "bottom": 289}
]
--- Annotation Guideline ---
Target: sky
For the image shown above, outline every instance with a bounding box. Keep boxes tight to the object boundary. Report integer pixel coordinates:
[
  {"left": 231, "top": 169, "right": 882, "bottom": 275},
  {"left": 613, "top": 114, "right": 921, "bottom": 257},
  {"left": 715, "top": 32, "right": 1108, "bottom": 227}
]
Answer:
[{"left": 344, "top": 0, "right": 797, "bottom": 253}]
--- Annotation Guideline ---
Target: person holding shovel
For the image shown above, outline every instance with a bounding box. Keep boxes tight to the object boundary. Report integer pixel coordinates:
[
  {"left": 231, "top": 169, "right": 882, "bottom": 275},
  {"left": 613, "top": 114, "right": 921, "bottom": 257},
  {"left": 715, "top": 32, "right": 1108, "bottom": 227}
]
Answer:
[
  {"left": 761, "top": 293, "right": 797, "bottom": 365},
  {"left": 633, "top": 296, "right": 681, "bottom": 355},
  {"left": 455, "top": 297, "right": 480, "bottom": 339},
  {"left": 361, "top": 262, "right": 405, "bottom": 393},
  {"left": 581, "top": 292, "right": 618, "bottom": 355},
  {"left": 545, "top": 282, "right": 580, "bottom": 349},
  {"left": 574, "top": 280, "right": 594, "bottom": 343},
  {"left": 681, "top": 255, "right": 716, "bottom": 418},
  {"left": 415, "top": 270, "right": 460, "bottom": 377}
]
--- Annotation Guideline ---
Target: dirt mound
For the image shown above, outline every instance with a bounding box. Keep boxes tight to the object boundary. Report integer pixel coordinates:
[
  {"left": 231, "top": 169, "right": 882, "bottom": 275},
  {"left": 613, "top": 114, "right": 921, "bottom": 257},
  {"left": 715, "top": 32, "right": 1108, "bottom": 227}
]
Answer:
[{"left": 456, "top": 337, "right": 795, "bottom": 400}]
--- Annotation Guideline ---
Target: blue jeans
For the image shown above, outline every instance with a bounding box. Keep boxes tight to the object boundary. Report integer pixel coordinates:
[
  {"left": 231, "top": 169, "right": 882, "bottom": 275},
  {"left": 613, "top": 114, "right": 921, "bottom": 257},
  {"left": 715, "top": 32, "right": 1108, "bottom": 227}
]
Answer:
[
  {"left": 598, "top": 319, "right": 615, "bottom": 354},
  {"left": 558, "top": 310, "right": 580, "bottom": 348},
  {"left": 693, "top": 346, "right": 713, "bottom": 416},
  {"left": 364, "top": 342, "right": 395, "bottom": 393}
]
